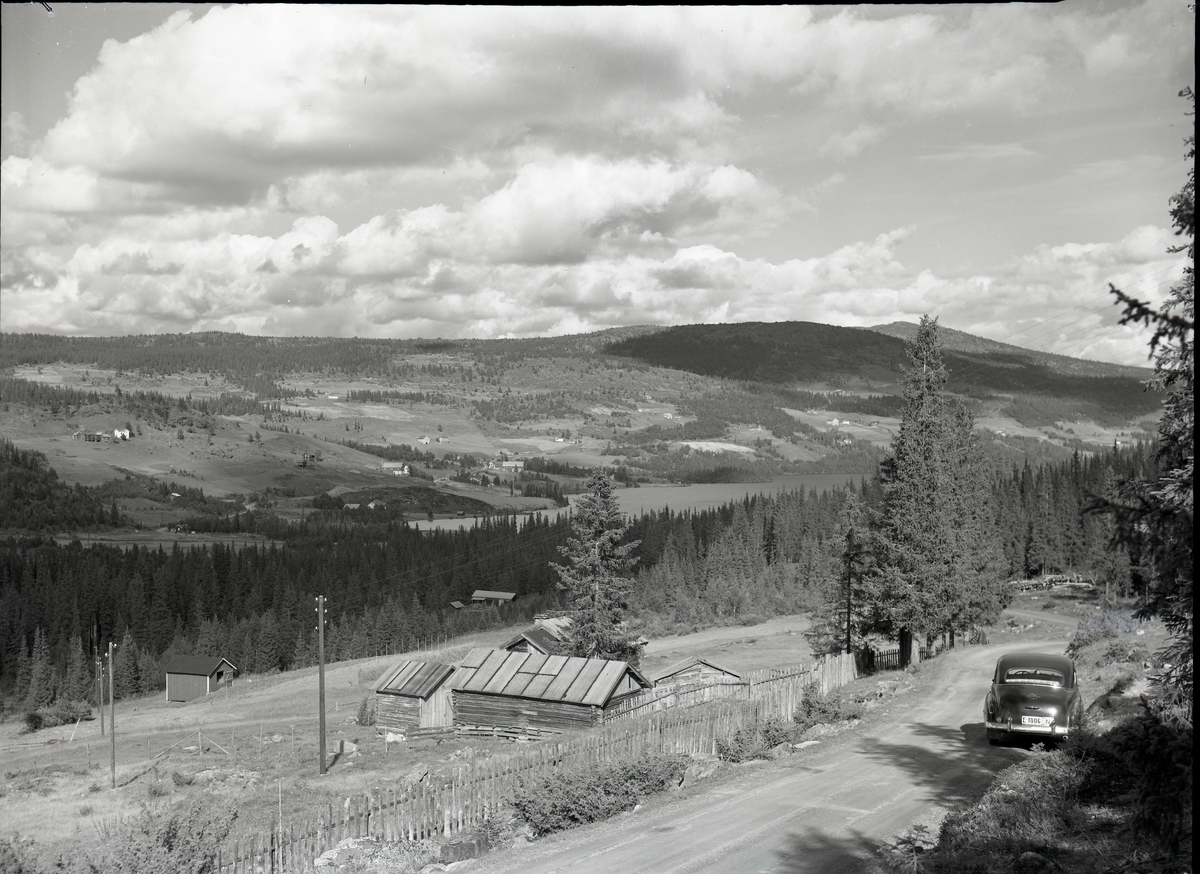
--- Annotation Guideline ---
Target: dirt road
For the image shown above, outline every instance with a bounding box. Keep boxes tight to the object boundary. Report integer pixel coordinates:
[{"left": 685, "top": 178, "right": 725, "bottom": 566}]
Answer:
[{"left": 459, "top": 640, "right": 1061, "bottom": 874}]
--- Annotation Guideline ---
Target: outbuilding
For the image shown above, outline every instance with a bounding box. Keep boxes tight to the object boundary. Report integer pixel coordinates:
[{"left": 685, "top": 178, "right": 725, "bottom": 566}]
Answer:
[
  {"left": 470, "top": 590, "right": 516, "bottom": 607},
  {"left": 502, "top": 616, "right": 573, "bottom": 656},
  {"left": 372, "top": 659, "right": 456, "bottom": 732},
  {"left": 450, "top": 647, "right": 652, "bottom": 733},
  {"left": 163, "top": 656, "right": 238, "bottom": 702},
  {"left": 652, "top": 656, "right": 742, "bottom": 686}
]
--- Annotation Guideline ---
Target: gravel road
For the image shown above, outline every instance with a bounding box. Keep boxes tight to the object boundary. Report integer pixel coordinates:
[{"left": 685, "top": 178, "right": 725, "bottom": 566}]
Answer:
[{"left": 458, "top": 639, "right": 1063, "bottom": 874}]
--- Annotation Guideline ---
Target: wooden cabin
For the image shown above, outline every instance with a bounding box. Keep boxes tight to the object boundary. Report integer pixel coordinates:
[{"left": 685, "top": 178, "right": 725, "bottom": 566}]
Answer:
[
  {"left": 371, "top": 660, "right": 455, "bottom": 733},
  {"left": 470, "top": 590, "right": 516, "bottom": 607},
  {"left": 652, "top": 656, "right": 742, "bottom": 686},
  {"left": 502, "top": 616, "right": 572, "bottom": 656},
  {"left": 164, "top": 656, "right": 237, "bottom": 702},
  {"left": 449, "top": 647, "right": 652, "bottom": 733}
]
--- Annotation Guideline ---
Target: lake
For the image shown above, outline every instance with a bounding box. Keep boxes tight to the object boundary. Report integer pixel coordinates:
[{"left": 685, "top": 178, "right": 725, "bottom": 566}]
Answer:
[{"left": 414, "top": 473, "right": 864, "bottom": 532}]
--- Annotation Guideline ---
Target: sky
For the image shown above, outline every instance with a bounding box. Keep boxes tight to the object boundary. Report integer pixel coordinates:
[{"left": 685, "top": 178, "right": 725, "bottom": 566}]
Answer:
[{"left": 1, "top": 3, "right": 1194, "bottom": 366}]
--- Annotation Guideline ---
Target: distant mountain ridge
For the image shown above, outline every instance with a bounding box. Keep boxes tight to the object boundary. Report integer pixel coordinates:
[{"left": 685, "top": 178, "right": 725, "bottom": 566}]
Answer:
[
  {"left": 600, "top": 320, "right": 1160, "bottom": 425},
  {"left": 868, "top": 321, "right": 1150, "bottom": 379}
]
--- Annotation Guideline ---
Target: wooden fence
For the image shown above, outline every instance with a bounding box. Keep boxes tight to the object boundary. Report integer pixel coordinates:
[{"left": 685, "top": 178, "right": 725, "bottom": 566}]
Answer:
[{"left": 217, "top": 653, "right": 856, "bottom": 873}]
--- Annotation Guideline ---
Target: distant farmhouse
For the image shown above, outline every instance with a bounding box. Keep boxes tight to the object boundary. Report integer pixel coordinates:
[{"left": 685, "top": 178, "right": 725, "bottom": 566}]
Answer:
[
  {"left": 470, "top": 590, "right": 516, "bottom": 607},
  {"left": 163, "top": 656, "right": 237, "bottom": 702}
]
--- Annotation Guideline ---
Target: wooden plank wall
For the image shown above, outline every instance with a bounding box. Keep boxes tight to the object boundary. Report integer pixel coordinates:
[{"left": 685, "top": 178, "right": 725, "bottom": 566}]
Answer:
[{"left": 217, "top": 653, "right": 859, "bottom": 874}]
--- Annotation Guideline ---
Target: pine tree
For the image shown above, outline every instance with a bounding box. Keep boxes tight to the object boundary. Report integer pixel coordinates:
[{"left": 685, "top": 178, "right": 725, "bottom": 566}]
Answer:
[{"left": 550, "top": 471, "right": 642, "bottom": 664}]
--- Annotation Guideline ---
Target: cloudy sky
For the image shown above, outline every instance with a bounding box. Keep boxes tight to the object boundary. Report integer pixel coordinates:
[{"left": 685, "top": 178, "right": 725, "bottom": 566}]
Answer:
[{"left": 1, "top": 4, "right": 1193, "bottom": 365}]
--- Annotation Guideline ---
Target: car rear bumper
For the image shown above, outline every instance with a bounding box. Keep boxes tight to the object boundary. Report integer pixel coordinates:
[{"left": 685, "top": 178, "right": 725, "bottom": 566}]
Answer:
[{"left": 986, "top": 720, "right": 1069, "bottom": 736}]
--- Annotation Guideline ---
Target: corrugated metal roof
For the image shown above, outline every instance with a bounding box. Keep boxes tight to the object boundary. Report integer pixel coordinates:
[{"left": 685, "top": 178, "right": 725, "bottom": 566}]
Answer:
[
  {"left": 163, "top": 656, "right": 237, "bottom": 677},
  {"left": 450, "top": 647, "right": 651, "bottom": 706},
  {"left": 371, "top": 660, "right": 455, "bottom": 699}
]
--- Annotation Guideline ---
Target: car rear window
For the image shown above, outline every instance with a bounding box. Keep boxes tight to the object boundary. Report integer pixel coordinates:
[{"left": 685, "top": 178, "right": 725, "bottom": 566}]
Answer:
[{"left": 1002, "top": 667, "right": 1065, "bottom": 686}]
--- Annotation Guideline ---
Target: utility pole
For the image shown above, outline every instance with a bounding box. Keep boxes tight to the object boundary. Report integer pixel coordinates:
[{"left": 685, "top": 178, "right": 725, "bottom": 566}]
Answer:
[
  {"left": 108, "top": 641, "right": 116, "bottom": 790},
  {"left": 97, "top": 656, "right": 105, "bottom": 737},
  {"left": 316, "top": 595, "right": 327, "bottom": 775}
]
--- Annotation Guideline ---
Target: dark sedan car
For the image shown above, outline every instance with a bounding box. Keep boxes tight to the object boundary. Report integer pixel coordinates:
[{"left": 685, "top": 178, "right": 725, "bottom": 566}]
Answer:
[{"left": 984, "top": 652, "right": 1083, "bottom": 745}]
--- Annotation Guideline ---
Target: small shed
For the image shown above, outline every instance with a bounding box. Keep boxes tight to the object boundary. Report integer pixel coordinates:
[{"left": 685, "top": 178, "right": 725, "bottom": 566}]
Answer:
[
  {"left": 372, "top": 660, "right": 456, "bottom": 732},
  {"left": 502, "top": 625, "right": 566, "bottom": 656},
  {"left": 652, "top": 656, "right": 742, "bottom": 686},
  {"left": 450, "top": 648, "right": 652, "bottom": 733},
  {"left": 164, "top": 656, "right": 237, "bottom": 702},
  {"left": 502, "top": 616, "right": 573, "bottom": 656},
  {"left": 471, "top": 590, "right": 516, "bottom": 607}
]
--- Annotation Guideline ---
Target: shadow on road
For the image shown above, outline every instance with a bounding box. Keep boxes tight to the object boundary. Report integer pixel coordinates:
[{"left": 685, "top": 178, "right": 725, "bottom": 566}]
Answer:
[
  {"left": 856, "top": 721, "right": 1026, "bottom": 810},
  {"left": 774, "top": 827, "right": 881, "bottom": 874}
]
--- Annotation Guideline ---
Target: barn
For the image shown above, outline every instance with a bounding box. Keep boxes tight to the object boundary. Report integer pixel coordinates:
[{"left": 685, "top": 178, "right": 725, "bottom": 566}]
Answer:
[
  {"left": 450, "top": 647, "right": 652, "bottom": 734},
  {"left": 371, "top": 659, "right": 455, "bottom": 732},
  {"left": 163, "top": 656, "right": 237, "bottom": 702},
  {"left": 652, "top": 656, "right": 742, "bottom": 686}
]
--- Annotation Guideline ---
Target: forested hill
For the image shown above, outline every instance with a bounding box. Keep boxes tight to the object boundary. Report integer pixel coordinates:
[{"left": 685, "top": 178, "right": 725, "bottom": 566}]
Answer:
[{"left": 601, "top": 321, "right": 1160, "bottom": 424}]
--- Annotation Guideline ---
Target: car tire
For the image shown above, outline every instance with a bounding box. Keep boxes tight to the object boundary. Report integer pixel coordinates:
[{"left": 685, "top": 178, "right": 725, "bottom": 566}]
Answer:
[{"left": 986, "top": 729, "right": 1003, "bottom": 746}]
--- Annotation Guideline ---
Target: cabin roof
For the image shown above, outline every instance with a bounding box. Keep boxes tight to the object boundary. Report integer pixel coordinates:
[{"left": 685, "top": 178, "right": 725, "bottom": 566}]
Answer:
[
  {"left": 652, "top": 655, "right": 742, "bottom": 683},
  {"left": 163, "top": 656, "right": 237, "bottom": 678},
  {"left": 471, "top": 590, "right": 516, "bottom": 601},
  {"left": 501, "top": 626, "right": 565, "bottom": 653},
  {"left": 371, "top": 660, "right": 455, "bottom": 699},
  {"left": 450, "top": 648, "right": 651, "bottom": 706}
]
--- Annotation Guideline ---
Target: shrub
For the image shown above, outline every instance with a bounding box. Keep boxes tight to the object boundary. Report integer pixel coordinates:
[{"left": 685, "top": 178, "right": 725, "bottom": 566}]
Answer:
[
  {"left": 716, "top": 717, "right": 797, "bottom": 763},
  {"left": 171, "top": 771, "right": 193, "bottom": 787},
  {"left": 90, "top": 801, "right": 237, "bottom": 874},
  {"left": 1066, "top": 611, "right": 1143, "bottom": 658},
  {"left": 22, "top": 700, "right": 93, "bottom": 733},
  {"left": 793, "top": 685, "right": 864, "bottom": 732},
  {"left": 356, "top": 695, "right": 376, "bottom": 726},
  {"left": 511, "top": 754, "right": 688, "bottom": 836}
]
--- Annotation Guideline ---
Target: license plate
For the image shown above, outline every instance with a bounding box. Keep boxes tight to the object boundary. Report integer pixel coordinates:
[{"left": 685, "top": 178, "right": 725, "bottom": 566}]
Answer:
[{"left": 1021, "top": 716, "right": 1052, "bottom": 727}]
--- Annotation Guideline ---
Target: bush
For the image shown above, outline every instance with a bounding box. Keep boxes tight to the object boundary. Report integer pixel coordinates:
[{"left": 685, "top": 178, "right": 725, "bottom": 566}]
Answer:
[
  {"left": 90, "top": 801, "right": 237, "bottom": 874},
  {"left": 793, "top": 685, "right": 864, "bottom": 732},
  {"left": 511, "top": 754, "right": 688, "bottom": 836},
  {"left": 1066, "top": 611, "right": 1143, "bottom": 658},
  {"left": 22, "top": 700, "right": 93, "bottom": 733},
  {"left": 357, "top": 695, "right": 376, "bottom": 726},
  {"left": 716, "top": 717, "right": 797, "bottom": 763}
]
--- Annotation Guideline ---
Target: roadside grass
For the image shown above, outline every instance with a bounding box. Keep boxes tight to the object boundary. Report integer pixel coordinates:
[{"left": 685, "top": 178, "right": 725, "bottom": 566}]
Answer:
[{"left": 878, "top": 614, "right": 1188, "bottom": 874}]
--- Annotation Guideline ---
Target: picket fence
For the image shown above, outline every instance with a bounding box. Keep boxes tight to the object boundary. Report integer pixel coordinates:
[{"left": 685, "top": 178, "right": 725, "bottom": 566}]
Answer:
[{"left": 216, "top": 652, "right": 856, "bottom": 873}]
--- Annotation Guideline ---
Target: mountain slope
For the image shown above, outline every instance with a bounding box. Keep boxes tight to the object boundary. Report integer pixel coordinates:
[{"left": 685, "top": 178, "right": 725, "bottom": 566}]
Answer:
[{"left": 601, "top": 321, "right": 1160, "bottom": 424}]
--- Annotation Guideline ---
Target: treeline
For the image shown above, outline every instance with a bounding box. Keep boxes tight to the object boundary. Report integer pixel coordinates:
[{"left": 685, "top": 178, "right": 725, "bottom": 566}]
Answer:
[
  {"left": 0, "top": 439, "right": 118, "bottom": 531},
  {"left": 0, "top": 438, "right": 1150, "bottom": 712},
  {"left": 343, "top": 388, "right": 457, "bottom": 405}
]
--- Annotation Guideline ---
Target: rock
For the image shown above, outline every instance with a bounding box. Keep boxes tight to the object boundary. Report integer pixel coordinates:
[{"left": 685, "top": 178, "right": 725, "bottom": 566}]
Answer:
[
  {"left": 386, "top": 732, "right": 406, "bottom": 744},
  {"left": 677, "top": 756, "right": 719, "bottom": 788},
  {"left": 440, "top": 830, "right": 488, "bottom": 863},
  {"left": 793, "top": 740, "right": 821, "bottom": 749},
  {"left": 1014, "top": 850, "right": 1055, "bottom": 873},
  {"left": 340, "top": 740, "right": 358, "bottom": 754},
  {"left": 403, "top": 765, "right": 429, "bottom": 787}
]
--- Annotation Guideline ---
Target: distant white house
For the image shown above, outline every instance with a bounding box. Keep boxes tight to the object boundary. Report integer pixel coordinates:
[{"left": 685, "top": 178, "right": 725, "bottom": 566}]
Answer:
[
  {"left": 368, "top": 500, "right": 386, "bottom": 510},
  {"left": 113, "top": 428, "right": 131, "bottom": 441},
  {"left": 417, "top": 436, "right": 431, "bottom": 445},
  {"left": 501, "top": 460, "right": 524, "bottom": 472}
]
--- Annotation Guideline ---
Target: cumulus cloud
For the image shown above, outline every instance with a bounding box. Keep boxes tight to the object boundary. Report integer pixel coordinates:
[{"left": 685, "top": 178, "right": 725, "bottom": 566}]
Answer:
[{"left": 0, "top": 3, "right": 1189, "bottom": 369}]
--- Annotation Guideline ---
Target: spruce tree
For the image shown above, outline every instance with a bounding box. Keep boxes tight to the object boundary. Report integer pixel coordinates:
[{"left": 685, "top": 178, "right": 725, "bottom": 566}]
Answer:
[
  {"left": 550, "top": 471, "right": 642, "bottom": 664},
  {"left": 864, "top": 316, "right": 1006, "bottom": 665}
]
